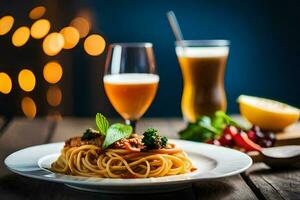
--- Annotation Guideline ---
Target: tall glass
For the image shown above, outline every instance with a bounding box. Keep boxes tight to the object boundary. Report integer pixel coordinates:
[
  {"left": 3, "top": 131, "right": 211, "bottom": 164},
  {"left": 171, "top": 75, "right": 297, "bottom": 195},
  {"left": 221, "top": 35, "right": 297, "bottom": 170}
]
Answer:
[
  {"left": 103, "top": 43, "right": 159, "bottom": 132},
  {"left": 175, "top": 40, "right": 230, "bottom": 122}
]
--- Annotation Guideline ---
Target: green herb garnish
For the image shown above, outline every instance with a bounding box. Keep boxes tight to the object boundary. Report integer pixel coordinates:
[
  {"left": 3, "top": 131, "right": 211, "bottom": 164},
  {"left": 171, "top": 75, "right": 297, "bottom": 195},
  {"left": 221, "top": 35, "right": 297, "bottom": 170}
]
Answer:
[
  {"left": 179, "top": 111, "right": 248, "bottom": 142},
  {"left": 93, "top": 113, "right": 133, "bottom": 149},
  {"left": 82, "top": 128, "right": 99, "bottom": 140},
  {"left": 96, "top": 113, "right": 109, "bottom": 136},
  {"left": 142, "top": 128, "right": 168, "bottom": 149},
  {"left": 102, "top": 123, "right": 132, "bottom": 149},
  {"left": 215, "top": 111, "right": 249, "bottom": 130}
]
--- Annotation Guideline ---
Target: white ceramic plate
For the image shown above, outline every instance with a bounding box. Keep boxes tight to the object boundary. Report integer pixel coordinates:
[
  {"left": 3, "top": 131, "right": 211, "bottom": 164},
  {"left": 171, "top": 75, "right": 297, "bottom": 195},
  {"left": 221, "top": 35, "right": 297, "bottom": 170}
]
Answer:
[{"left": 5, "top": 140, "right": 252, "bottom": 193}]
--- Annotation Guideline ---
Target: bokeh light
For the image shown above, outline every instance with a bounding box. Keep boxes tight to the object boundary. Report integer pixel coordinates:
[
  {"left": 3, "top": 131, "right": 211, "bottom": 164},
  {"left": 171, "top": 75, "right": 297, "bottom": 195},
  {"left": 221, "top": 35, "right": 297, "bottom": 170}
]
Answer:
[
  {"left": 18, "top": 69, "right": 36, "bottom": 92},
  {"left": 70, "top": 17, "right": 90, "bottom": 38},
  {"left": 42, "top": 32, "right": 64, "bottom": 56},
  {"left": 46, "top": 86, "right": 62, "bottom": 106},
  {"left": 12, "top": 26, "right": 30, "bottom": 47},
  {"left": 43, "top": 61, "right": 63, "bottom": 84},
  {"left": 84, "top": 34, "right": 106, "bottom": 56},
  {"left": 21, "top": 97, "right": 37, "bottom": 119},
  {"left": 60, "top": 26, "right": 80, "bottom": 49},
  {"left": 0, "top": 72, "right": 12, "bottom": 94},
  {"left": 30, "top": 19, "right": 50, "bottom": 39},
  {"left": 29, "top": 6, "right": 46, "bottom": 20},
  {"left": 0, "top": 16, "right": 14, "bottom": 35}
]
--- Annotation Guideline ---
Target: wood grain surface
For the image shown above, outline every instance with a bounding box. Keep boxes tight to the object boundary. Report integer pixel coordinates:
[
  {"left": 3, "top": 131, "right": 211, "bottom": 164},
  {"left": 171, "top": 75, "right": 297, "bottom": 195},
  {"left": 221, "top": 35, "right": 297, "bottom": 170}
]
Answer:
[
  {"left": 275, "top": 123, "right": 300, "bottom": 146},
  {"left": 245, "top": 163, "right": 300, "bottom": 200}
]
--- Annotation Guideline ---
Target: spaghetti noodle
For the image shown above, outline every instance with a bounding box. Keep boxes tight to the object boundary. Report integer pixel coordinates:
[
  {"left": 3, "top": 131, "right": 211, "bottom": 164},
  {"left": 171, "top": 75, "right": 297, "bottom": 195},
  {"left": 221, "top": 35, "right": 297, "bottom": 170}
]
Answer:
[{"left": 51, "top": 144, "right": 194, "bottom": 178}]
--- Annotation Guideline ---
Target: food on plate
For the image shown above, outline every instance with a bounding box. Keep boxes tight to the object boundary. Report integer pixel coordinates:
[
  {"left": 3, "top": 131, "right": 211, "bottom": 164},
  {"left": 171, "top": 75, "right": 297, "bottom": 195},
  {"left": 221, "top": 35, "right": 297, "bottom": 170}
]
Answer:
[
  {"left": 238, "top": 95, "right": 300, "bottom": 131},
  {"left": 51, "top": 113, "right": 195, "bottom": 178},
  {"left": 179, "top": 111, "right": 276, "bottom": 152}
]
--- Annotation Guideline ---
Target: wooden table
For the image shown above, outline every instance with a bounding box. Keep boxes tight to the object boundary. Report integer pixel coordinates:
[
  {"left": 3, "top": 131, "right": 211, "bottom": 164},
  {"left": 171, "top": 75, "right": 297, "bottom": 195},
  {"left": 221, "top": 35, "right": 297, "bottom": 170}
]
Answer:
[{"left": 0, "top": 117, "right": 299, "bottom": 200}]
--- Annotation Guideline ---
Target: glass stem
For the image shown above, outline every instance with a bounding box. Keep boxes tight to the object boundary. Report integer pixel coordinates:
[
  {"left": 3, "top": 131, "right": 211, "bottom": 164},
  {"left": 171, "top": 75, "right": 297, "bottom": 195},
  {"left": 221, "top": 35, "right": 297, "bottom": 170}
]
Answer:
[{"left": 125, "top": 119, "right": 137, "bottom": 133}]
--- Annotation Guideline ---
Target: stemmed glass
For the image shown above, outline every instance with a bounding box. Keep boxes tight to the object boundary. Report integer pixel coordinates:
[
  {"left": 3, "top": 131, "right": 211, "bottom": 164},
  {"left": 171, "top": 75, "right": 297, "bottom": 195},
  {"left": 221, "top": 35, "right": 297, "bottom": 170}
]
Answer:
[{"left": 103, "top": 43, "right": 159, "bottom": 132}]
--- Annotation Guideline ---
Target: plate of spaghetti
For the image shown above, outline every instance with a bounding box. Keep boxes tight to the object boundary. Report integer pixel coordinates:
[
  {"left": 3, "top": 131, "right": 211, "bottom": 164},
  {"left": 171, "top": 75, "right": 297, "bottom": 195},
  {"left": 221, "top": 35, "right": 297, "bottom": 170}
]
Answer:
[{"left": 5, "top": 113, "right": 252, "bottom": 193}]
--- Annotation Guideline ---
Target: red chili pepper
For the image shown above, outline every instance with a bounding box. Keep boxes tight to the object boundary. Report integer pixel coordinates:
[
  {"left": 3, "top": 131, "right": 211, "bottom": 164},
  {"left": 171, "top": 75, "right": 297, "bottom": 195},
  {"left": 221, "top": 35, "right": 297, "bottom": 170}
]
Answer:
[
  {"left": 233, "top": 131, "right": 262, "bottom": 152},
  {"left": 223, "top": 125, "right": 239, "bottom": 137}
]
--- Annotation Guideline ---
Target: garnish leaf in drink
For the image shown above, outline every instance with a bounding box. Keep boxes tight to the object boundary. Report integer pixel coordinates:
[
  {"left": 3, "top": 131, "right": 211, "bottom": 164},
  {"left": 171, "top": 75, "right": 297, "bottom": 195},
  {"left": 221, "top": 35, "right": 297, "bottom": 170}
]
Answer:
[
  {"left": 96, "top": 113, "right": 109, "bottom": 136},
  {"left": 102, "top": 123, "right": 133, "bottom": 149}
]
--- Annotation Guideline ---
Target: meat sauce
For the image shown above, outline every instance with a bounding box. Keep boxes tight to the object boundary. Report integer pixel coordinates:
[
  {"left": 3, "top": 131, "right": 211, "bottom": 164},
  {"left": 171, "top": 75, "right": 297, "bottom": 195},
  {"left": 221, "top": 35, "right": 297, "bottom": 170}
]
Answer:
[
  {"left": 64, "top": 131, "right": 144, "bottom": 151},
  {"left": 64, "top": 135, "right": 104, "bottom": 148}
]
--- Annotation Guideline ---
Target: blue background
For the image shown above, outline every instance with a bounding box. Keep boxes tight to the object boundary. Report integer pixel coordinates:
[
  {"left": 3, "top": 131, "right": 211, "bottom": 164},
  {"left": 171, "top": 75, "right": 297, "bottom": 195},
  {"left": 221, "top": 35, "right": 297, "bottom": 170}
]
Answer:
[
  {"left": 0, "top": 0, "right": 299, "bottom": 118},
  {"left": 87, "top": 0, "right": 299, "bottom": 117}
]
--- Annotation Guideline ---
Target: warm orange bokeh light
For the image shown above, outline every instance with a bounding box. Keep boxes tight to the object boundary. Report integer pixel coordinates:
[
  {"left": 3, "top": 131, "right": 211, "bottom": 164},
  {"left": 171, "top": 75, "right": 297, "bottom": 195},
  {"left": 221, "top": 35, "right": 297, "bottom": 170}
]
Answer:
[
  {"left": 21, "top": 97, "right": 37, "bottom": 119},
  {"left": 30, "top": 19, "right": 50, "bottom": 39},
  {"left": 84, "top": 34, "right": 106, "bottom": 56},
  {"left": 18, "top": 69, "right": 36, "bottom": 92},
  {"left": 46, "top": 86, "right": 62, "bottom": 106},
  {"left": 12, "top": 26, "right": 30, "bottom": 47},
  {"left": 43, "top": 61, "right": 63, "bottom": 84},
  {"left": 42, "top": 32, "right": 64, "bottom": 56},
  {"left": 0, "top": 16, "right": 14, "bottom": 35},
  {"left": 0, "top": 72, "right": 12, "bottom": 94},
  {"left": 60, "top": 26, "right": 80, "bottom": 49},
  {"left": 70, "top": 17, "right": 90, "bottom": 38},
  {"left": 29, "top": 6, "right": 46, "bottom": 20}
]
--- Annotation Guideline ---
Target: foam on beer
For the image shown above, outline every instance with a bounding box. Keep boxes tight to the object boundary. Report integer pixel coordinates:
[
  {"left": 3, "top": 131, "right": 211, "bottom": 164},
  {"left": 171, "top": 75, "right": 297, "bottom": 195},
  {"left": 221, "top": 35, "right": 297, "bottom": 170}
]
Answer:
[
  {"left": 176, "top": 46, "right": 229, "bottom": 58},
  {"left": 103, "top": 73, "right": 159, "bottom": 84}
]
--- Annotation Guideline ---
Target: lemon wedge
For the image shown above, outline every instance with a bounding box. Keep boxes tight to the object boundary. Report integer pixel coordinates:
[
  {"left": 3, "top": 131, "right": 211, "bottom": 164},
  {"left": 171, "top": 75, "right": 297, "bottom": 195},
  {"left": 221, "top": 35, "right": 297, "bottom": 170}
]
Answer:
[{"left": 237, "top": 95, "right": 300, "bottom": 131}]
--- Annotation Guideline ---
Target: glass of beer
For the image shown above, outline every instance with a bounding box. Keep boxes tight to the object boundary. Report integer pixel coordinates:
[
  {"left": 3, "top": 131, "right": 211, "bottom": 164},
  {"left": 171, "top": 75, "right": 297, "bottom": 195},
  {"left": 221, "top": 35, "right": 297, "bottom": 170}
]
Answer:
[
  {"left": 175, "top": 40, "right": 230, "bottom": 122},
  {"left": 103, "top": 43, "right": 159, "bottom": 131}
]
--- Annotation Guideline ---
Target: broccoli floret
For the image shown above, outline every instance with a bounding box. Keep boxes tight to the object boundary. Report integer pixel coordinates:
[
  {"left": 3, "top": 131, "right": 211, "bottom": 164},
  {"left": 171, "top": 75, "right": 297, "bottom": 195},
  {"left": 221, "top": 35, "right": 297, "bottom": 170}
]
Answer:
[
  {"left": 161, "top": 136, "right": 168, "bottom": 147},
  {"left": 142, "top": 128, "right": 168, "bottom": 149},
  {"left": 82, "top": 128, "right": 99, "bottom": 140}
]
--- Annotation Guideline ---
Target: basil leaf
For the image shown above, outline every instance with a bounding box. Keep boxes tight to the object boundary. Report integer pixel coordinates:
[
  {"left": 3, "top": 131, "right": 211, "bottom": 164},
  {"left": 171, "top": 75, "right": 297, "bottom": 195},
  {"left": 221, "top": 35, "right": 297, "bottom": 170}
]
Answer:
[
  {"left": 211, "top": 114, "right": 226, "bottom": 136},
  {"left": 95, "top": 113, "right": 109, "bottom": 136},
  {"left": 197, "top": 116, "right": 219, "bottom": 135},
  {"left": 179, "top": 123, "right": 214, "bottom": 142},
  {"left": 215, "top": 111, "right": 250, "bottom": 130},
  {"left": 102, "top": 123, "right": 132, "bottom": 149}
]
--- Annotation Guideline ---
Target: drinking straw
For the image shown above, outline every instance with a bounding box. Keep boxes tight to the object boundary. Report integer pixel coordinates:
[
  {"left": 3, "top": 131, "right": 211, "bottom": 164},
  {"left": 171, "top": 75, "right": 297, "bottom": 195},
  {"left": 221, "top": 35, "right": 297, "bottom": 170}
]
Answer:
[{"left": 166, "top": 11, "right": 184, "bottom": 43}]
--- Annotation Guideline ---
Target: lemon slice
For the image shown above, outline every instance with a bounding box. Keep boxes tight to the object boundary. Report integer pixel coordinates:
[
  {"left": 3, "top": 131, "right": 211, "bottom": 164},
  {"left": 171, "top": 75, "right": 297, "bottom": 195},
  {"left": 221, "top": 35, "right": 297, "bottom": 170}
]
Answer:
[{"left": 237, "top": 95, "right": 300, "bottom": 131}]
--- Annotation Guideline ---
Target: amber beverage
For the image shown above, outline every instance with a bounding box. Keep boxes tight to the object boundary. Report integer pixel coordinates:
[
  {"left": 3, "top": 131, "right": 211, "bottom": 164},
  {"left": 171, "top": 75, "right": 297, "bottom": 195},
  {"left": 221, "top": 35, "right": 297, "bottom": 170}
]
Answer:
[
  {"left": 104, "top": 73, "right": 159, "bottom": 120},
  {"left": 176, "top": 40, "right": 230, "bottom": 122}
]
